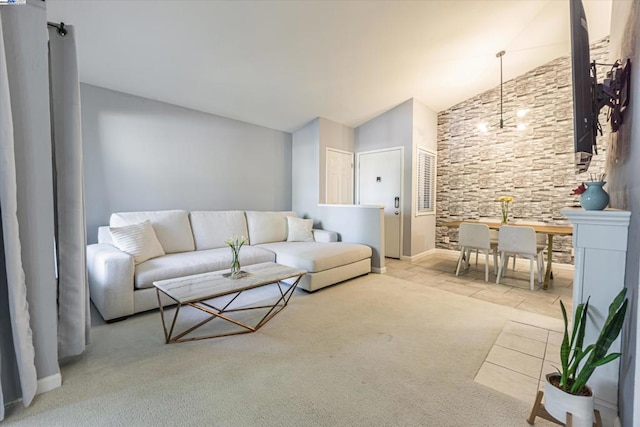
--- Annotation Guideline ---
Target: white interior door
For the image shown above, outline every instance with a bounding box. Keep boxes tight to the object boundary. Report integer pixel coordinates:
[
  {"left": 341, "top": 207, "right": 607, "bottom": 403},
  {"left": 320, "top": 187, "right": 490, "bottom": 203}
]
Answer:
[
  {"left": 326, "top": 148, "right": 354, "bottom": 204},
  {"left": 357, "top": 148, "right": 402, "bottom": 258}
]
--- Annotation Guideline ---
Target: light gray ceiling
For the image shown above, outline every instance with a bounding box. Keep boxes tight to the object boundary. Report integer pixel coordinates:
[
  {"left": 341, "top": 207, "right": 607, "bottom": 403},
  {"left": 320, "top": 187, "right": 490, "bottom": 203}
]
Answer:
[{"left": 46, "top": 0, "right": 612, "bottom": 133}]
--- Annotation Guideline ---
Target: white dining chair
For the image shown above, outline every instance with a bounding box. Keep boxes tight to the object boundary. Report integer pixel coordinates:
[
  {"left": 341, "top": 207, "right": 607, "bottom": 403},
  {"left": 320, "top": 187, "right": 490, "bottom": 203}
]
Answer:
[
  {"left": 496, "top": 225, "right": 545, "bottom": 291},
  {"left": 457, "top": 218, "right": 501, "bottom": 267},
  {"left": 455, "top": 222, "right": 498, "bottom": 282},
  {"left": 478, "top": 218, "right": 500, "bottom": 244},
  {"left": 511, "top": 219, "right": 548, "bottom": 270}
]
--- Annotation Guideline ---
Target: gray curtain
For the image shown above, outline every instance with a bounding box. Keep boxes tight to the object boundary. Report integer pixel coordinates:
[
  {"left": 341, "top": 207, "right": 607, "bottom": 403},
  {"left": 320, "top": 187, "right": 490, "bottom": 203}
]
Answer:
[
  {"left": 48, "top": 24, "right": 90, "bottom": 359},
  {"left": 0, "top": 18, "right": 38, "bottom": 421}
]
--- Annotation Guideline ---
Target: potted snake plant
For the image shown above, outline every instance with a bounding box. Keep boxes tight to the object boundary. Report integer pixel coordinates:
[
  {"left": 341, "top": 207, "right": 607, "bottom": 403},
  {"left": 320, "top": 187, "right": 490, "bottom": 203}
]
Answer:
[{"left": 545, "top": 288, "right": 628, "bottom": 427}]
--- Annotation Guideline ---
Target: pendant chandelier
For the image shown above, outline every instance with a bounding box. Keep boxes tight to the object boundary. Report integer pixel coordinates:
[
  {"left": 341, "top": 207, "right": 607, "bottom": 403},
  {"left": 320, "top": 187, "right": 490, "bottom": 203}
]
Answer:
[{"left": 477, "top": 50, "right": 528, "bottom": 132}]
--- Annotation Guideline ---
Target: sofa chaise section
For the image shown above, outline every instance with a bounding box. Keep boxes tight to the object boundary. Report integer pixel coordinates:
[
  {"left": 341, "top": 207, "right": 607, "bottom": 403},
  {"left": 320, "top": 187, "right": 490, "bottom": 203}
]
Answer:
[
  {"left": 256, "top": 241, "right": 371, "bottom": 291},
  {"left": 244, "top": 211, "right": 372, "bottom": 292}
]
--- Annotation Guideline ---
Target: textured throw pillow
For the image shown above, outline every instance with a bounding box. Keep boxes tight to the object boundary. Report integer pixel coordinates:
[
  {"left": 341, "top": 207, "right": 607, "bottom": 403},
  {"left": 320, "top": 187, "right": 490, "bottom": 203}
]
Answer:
[
  {"left": 110, "top": 210, "right": 194, "bottom": 254},
  {"left": 286, "top": 216, "right": 315, "bottom": 242},
  {"left": 109, "top": 220, "right": 165, "bottom": 264}
]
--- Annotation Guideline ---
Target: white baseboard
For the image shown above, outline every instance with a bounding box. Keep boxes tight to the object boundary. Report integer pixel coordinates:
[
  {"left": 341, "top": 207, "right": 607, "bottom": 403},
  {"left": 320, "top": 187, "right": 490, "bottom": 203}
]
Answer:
[
  {"left": 436, "top": 248, "right": 459, "bottom": 256},
  {"left": 399, "top": 248, "right": 437, "bottom": 262},
  {"left": 2, "top": 372, "right": 61, "bottom": 412},
  {"left": 372, "top": 266, "right": 387, "bottom": 274},
  {"left": 3, "top": 397, "right": 21, "bottom": 411},
  {"left": 37, "top": 372, "right": 62, "bottom": 395},
  {"left": 549, "top": 262, "right": 574, "bottom": 271}
]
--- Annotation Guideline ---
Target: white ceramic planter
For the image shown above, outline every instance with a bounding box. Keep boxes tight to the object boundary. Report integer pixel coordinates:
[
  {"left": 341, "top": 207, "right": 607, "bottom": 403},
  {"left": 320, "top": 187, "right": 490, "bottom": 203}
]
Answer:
[{"left": 544, "top": 373, "right": 594, "bottom": 427}]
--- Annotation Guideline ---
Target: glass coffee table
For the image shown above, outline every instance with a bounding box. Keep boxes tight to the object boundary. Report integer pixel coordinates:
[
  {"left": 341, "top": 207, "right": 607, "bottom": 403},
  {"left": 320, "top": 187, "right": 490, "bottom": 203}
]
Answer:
[{"left": 153, "top": 262, "right": 306, "bottom": 343}]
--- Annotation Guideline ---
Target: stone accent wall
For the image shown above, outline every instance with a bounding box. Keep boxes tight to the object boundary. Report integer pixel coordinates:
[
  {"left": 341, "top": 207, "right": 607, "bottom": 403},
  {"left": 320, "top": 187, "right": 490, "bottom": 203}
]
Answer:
[{"left": 437, "top": 38, "right": 610, "bottom": 264}]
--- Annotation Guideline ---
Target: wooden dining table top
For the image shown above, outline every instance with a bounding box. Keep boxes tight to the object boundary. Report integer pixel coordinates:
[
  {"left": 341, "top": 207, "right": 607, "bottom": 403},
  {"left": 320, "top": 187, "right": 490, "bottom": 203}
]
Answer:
[{"left": 441, "top": 220, "right": 573, "bottom": 236}]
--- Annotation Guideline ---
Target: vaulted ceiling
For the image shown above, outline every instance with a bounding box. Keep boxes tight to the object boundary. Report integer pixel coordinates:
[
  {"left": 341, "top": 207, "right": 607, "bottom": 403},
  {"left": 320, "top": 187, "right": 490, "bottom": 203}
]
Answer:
[{"left": 46, "top": 0, "right": 612, "bottom": 133}]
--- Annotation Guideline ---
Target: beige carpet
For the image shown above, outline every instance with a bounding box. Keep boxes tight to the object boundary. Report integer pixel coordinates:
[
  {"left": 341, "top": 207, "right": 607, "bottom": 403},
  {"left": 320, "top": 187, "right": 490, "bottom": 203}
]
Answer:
[{"left": 4, "top": 273, "right": 558, "bottom": 426}]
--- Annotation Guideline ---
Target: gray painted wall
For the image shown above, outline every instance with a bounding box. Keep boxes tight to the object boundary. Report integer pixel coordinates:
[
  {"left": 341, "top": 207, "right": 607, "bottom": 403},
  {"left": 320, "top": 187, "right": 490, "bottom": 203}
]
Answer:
[
  {"left": 355, "top": 99, "right": 414, "bottom": 257},
  {"left": 292, "top": 119, "right": 384, "bottom": 270},
  {"left": 607, "top": 1, "right": 640, "bottom": 425},
  {"left": 411, "top": 100, "right": 438, "bottom": 255},
  {"left": 355, "top": 98, "right": 438, "bottom": 258},
  {"left": 81, "top": 84, "right": 292, "bottom": 243},
  {"left": 1, "top": 0, "right": 59, "bottom": 403},
  {"left": 291, "top": 118, "right": 320, "bottom": 211}
]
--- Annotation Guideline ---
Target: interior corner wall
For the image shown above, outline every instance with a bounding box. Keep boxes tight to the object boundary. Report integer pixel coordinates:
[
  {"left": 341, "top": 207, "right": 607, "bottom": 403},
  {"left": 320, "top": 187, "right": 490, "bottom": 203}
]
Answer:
[
  {"left": 80, "top": 84, "right": 292, "bottom": 243},
  {"left": 411, "top": 99, "right": 438, "bottom": 256},
  {"left": 436, "top": 39, "right": 610, "bottom": 264},
  {"left": 1, "top": 0, "right": 59, "bottom": 402},
  {"left": 292, "top": 118, "right": 384, "bottom": 270},
  {"left": 292, "top": 118, "right": 320, "bottom": 212},
  {"left": 318, "top": 118, "right": 355, "bottom": 204},
  {"left": 355, "top": 99, "right": 414, "bottom": 257},
  {"left": 606, "top": 1, "right": 640, "bottom": 426}
]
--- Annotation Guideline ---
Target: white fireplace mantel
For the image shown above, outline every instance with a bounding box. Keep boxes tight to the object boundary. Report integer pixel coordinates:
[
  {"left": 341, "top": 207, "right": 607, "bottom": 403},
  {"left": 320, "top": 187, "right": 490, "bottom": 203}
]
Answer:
[{"left": 561, "top": 207, "right": 631, "bottom": 415}]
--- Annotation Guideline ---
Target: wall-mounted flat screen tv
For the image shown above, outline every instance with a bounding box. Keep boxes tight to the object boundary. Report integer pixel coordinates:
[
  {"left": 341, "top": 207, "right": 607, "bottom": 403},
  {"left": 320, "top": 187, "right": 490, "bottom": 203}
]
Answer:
[{"left": 570, "top": 0, "right": 596, "bottom": 174}]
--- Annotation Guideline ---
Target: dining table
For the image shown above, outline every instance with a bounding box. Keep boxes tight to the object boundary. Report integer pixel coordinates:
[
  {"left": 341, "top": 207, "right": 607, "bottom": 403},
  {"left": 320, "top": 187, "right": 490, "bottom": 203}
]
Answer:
[{"left": 441, "top": 220, "right": 573, "bottom": 289}]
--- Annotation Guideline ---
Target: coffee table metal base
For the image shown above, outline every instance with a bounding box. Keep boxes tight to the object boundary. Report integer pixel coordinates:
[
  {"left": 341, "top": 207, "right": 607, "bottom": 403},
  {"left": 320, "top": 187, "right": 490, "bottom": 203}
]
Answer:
[{"left": 156, "top": 276, "right": 303, "bottom": 343}]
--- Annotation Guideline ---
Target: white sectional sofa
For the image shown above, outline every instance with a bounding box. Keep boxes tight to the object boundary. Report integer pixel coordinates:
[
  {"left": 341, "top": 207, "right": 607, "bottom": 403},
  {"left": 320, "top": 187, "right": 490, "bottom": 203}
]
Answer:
[{"left": 87, "top": 209, "right": 372, "bottom": 321}]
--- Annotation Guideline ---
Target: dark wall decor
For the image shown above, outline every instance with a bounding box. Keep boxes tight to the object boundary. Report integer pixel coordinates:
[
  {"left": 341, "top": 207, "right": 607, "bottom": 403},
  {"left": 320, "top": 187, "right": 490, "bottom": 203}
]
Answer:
[{"left": 437, "top": 38, "right": 610, "bottom": 264}]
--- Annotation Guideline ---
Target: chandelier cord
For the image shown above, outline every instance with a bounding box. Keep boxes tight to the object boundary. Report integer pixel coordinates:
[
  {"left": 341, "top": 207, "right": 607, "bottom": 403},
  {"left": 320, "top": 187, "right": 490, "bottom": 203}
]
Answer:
[{"left": 498, "top": 50, "right": 505, "bottom": 128}]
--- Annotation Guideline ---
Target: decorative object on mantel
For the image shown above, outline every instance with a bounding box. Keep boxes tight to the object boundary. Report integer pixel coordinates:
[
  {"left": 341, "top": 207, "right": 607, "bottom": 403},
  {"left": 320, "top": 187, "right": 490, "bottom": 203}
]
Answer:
[
  {"left": 570, "top": 183, "right": 586, "bottom": 196},
  {"left": 579, "top": 174, "right": 609, "bottom": 210},
  {"left": 496, "top": 195, "right": 514, "bottom": 223},
  {"left": 224, "top": 235, "right": 247, "bottom": 279},
  {"left": 528, "top": 288, "right": 628, "bottom": 427},
  {"left": 477, "top": 50, "right": 528, "bottom": 132}
]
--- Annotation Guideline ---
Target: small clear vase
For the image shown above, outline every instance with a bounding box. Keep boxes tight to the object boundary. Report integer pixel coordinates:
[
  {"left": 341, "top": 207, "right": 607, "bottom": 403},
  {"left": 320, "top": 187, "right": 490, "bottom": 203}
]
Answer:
[
  {"left": 230, "top": 249, "right": 241, "bottom": 279},
  {"left": 501, "top": 203, "right": 509, "bottom": 224}
]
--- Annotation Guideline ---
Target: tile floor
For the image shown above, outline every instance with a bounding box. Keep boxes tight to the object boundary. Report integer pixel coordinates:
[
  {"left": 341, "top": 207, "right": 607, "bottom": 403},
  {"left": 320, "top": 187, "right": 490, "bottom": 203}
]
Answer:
[
  {"left": 385, "top": 251, "right": 574, "bottom": 320},
  {"left": 384, "top": 251, "right": 573, "bottom": 407},
  {"left": 474, "top": 320, "right": 564, "bottom": 403}
]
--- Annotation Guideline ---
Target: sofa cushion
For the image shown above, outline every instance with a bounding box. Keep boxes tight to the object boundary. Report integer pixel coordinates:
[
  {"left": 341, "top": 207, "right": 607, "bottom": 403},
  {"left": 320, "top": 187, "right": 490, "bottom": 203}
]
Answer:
[
  {"left": 109, "top": 220, "right": 165, "bottom": 264},
  {"left": 286, "top": 216, "right": 314, "bottom": 242},
  {"left": 134, "top": 246, "right": 275, "bottom": 289},
  {"left": 190, "top": 211, "right": 249, "bottom": 250},
  {"left": 256, "top": 242, "right": 372, "bottom": 273},
  {"left": 245, "top": 211, "right": 297, "bottom": 245},
  {"left": 110, "top": 210, "right": 195, "bottom": 254},
  {"left": 98, "top": 226, "right": 113, "bottom": 244}
]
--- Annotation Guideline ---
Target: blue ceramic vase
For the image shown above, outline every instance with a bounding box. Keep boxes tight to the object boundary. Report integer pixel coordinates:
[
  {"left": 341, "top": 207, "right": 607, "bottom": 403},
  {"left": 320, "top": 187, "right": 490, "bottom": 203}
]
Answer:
[{"left": 580, "top": 181, "right": 609, "bottom": 210}]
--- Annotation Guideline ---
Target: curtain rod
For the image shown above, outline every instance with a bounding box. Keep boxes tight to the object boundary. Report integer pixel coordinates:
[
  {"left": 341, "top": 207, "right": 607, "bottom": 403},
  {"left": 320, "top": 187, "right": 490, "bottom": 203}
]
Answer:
[{"left": 47, "top": 21, "right": 67, "bottom": 36}]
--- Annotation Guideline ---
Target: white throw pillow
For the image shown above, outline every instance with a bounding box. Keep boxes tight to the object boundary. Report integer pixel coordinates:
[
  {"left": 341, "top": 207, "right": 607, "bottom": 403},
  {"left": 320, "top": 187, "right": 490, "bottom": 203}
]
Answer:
[
  {"left": 110, "top": 210, "right": 194, "bottom": 254},
  {"left": 286, "top": 216, "right": 315, "bottom": 242},
  {"left": 109, "top": 220, "right": 165, "bottom": 264},
  {"left": 190, "top": 211, "right": 249, "bottom": 250},
  {"left": 245, "top": 211, "right": 297, "bottom": 245}
]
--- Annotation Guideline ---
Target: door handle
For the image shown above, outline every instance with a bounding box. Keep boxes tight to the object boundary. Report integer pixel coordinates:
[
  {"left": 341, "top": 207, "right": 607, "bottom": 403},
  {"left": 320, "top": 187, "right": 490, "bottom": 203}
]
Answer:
[{"left": 394, "top": 197, "right": 400, "bottom": 209}]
